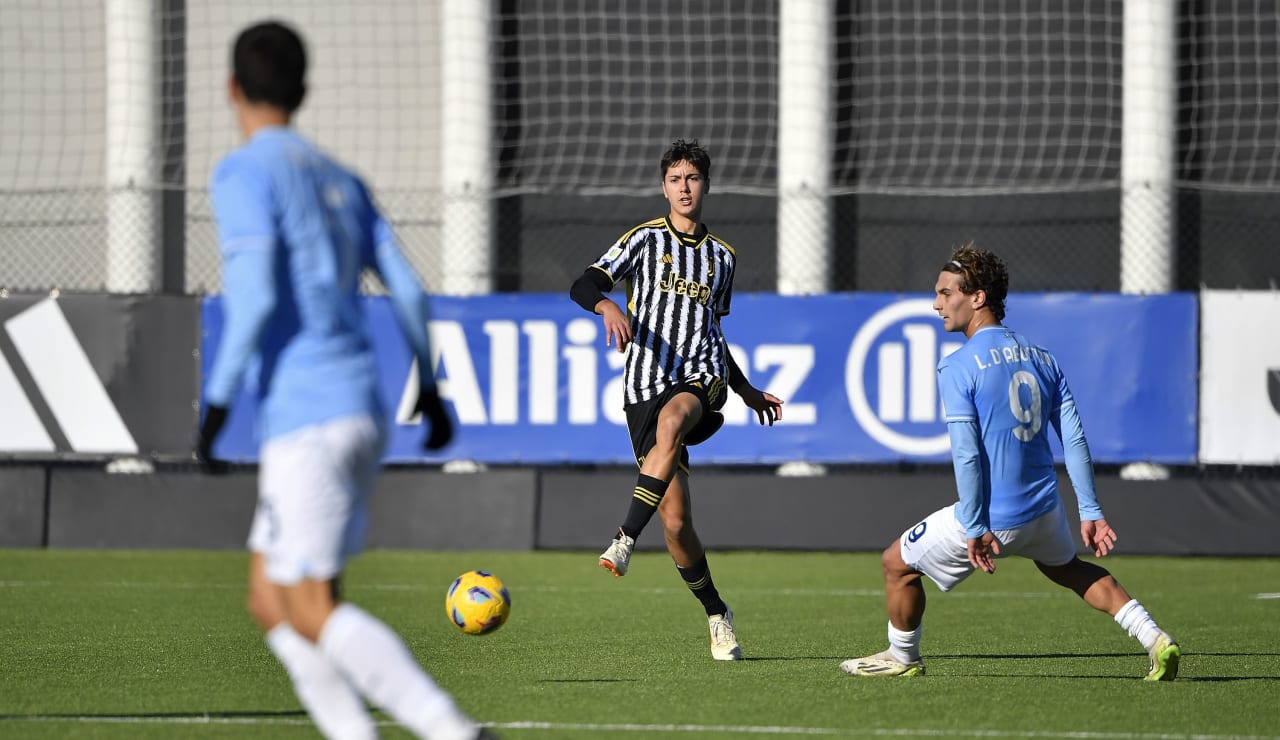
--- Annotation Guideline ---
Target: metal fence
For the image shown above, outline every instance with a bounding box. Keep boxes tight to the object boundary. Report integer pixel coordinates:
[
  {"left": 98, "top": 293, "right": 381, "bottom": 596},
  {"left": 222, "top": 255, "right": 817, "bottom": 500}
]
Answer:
[{"left": 2, "top": 1, "right": 1278, "bottom": 295}]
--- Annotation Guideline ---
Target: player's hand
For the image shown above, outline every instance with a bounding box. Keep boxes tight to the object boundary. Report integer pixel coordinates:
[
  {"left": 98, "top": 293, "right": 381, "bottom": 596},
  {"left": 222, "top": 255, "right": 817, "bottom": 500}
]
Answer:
[
  {"left": 738, "top": 387, "right": 784, "bottom": 426},
  {"left": 597, "top": 300, "right": 631, "bottom": 353},
  {"left": 415, "top": 386, "right": 454, "bottom": 451},
  {"left": 194, "top": 405, "right": 230, "bottom": 475},
  {"left": 967, "top": 532, "right": 1000, "bottom": 574},
  {"left": 1081, "top": 518, "right": 1118, "bottom": 557}
]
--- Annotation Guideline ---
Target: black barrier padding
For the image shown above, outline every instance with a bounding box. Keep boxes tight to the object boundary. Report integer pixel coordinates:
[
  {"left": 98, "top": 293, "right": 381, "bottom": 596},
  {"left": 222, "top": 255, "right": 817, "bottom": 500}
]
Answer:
[
  {"left": 0, "top": 467, "right": 48, "bottom": 547},
  {"left": 368, "top": 470, "right": 537, "bottom": 550},
  {"left": 23, "top": 468, "right": 1280, "bottom": 556}
]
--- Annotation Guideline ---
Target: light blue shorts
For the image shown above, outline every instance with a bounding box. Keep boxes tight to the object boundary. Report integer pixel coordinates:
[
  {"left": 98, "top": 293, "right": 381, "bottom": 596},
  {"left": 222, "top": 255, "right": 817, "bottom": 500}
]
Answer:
[
  {"left": 898, "top": 501, "right": 1077, "bottom": 592},
  {"left": 248, "top": 414, "right": 385, "bottom": 585}
]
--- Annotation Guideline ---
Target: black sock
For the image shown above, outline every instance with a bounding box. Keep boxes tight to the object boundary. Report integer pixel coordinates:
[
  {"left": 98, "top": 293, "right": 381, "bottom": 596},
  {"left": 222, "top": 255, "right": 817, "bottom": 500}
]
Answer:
[
  {"left": 677, "top": 555, "right": 728, "bottom": 617},
  {"left": 619, "top": 474, "right": 668, "bottom": 540}
]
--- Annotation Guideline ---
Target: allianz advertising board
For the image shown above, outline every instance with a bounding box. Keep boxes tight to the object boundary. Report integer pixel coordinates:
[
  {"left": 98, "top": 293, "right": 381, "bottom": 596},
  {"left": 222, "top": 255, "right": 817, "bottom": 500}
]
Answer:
[{"left": 201, "top": 293, "right": 1196, "bottom": 465}]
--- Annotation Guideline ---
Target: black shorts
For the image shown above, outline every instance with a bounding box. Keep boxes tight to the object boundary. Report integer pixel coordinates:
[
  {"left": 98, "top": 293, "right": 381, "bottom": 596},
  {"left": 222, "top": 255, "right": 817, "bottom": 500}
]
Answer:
[{"left": 624, "top": 379, "right": 726, "bottom": 471}]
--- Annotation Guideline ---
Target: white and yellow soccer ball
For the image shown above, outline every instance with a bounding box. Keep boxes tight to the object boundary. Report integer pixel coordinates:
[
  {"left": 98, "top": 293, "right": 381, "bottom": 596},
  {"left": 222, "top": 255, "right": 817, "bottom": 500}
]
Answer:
[{"left": 445, "top": 570, "right": 511, "bottom": 635}]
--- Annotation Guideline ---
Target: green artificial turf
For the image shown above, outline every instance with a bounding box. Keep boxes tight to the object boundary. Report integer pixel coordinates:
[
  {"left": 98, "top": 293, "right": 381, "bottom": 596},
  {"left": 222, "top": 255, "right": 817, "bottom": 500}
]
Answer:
[{"left": 1, "top": 549, "right": 1277, "bottom": 738}]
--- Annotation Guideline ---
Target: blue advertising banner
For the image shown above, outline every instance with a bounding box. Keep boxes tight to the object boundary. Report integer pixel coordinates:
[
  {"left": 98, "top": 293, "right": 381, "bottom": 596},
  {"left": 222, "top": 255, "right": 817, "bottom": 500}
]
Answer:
[{"left": 201, "top": 292, "right": 1197, "bottom": 465}]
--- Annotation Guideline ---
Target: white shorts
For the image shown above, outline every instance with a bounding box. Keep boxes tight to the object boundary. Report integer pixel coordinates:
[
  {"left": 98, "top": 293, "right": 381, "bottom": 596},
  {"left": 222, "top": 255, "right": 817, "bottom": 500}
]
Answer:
[
  {"left": 898, "top": 501, "right": 1077, "bottom": 592},
  {"left": 247, "top": 414, "right": 385, "bottom": 585}
]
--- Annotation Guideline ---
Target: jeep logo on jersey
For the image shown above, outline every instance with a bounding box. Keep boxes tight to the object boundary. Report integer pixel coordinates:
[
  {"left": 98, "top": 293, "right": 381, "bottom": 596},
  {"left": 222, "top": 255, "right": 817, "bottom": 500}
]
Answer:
[
  {"left": 0, "top": 299, "right": 137, "bottom": 454},
  {"left": 844, "top": 299, "right": 962, "bottom": 456}
]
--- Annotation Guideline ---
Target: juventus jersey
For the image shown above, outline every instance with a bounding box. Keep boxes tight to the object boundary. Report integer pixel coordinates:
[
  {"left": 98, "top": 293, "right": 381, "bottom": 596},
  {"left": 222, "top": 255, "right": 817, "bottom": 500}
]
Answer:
[{"left": 589, "top": 216, "right": 737, "bottom": 406}]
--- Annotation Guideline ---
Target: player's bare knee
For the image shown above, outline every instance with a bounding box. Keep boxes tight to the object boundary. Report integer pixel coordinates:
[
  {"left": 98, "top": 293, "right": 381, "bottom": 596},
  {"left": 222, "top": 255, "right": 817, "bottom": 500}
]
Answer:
[
  {"left": 654, "top": 413, "right": 687, "bottom": 452},
  {"left": 660, "top": 509, "right": 688, "bottom": 540},
  {"left": 289, "top": 611, "right": 327, "bottom": 643},
  {"left": 880, "top": 542, "right": 908, "bottom": 577},
  {"left": 246, "top": 587, "right": 284, "bottom": 632},
  {"left": 1038, "top": 558, "right": 1108, "bottom": 594}
]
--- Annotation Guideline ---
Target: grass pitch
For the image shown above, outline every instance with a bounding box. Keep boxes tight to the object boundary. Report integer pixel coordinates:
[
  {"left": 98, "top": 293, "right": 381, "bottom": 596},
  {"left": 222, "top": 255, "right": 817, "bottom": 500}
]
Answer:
[{"left": 1, "top": 549, "right": 1277, "bottom": 738}]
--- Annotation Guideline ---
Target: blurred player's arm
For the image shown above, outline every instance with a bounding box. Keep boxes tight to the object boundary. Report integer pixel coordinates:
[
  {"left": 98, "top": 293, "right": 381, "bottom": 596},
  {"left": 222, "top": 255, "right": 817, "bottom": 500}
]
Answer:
[
  {"left": 367, "top": 209, "right": 453, "bottom": 450},
  {"left": 198, "top": 162, "right": 280, "bottom": 467}
]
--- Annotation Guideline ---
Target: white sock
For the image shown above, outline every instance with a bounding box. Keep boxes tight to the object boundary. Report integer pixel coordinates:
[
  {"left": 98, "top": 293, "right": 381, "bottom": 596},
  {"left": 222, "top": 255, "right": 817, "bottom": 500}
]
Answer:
[
  {"left": 1113, "top": 599, "right": 1164, "bottom": 652},
  {"left": 887, "top": 621, "right": 922, "bottom": 663},
  {"left": 266, "top": 623, "right": 378, "bottom": 740},
  {"left": 319, "top": 603, "right": 478, "bottom": 740}
]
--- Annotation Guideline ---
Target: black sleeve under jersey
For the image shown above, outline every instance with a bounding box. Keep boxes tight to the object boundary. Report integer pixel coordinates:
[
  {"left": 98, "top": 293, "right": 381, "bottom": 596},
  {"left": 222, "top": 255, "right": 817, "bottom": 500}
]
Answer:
[
  {"left": 570, "top": 268, "right": 614, "bottom": 314},
  {"left": 726, "top": 345, "right": 749, "bottom": 392}
]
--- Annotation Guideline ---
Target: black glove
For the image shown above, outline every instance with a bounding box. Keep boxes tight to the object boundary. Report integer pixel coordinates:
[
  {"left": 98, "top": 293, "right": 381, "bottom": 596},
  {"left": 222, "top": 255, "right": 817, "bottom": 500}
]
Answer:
[
  {"left": 414, "top": 387, "right": 453, "bottom": 451},
  {"left": 195, "top": 405, "right": 230, "bottom": 474}
]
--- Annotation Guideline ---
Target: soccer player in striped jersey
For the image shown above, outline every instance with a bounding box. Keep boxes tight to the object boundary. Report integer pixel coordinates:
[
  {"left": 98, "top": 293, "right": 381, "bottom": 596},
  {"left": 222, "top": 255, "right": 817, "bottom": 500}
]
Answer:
[
  {"left": 840, "top": 246, "right": 1180, "bottom": 681},
  {"left": 570, "top": 139, "right": 784, "bottom": 660},
  {"left": 195, "top": 21, "right": 494, "bottom": 739}
]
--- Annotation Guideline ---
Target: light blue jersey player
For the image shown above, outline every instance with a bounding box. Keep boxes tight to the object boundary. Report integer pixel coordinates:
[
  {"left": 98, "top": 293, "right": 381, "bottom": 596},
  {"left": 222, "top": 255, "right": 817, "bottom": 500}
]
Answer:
[
  {"left": 195, "top": 21, "right": 492, "bottom": 740},
  {"left": 936, "top": 324, "right": 1101, "bottom": 542},
  {"left": 203, "top": 125, "right": 427, "bottom": 441},
  {"left": 840, "top": 245, "right": 1180, "bottom": 682}
]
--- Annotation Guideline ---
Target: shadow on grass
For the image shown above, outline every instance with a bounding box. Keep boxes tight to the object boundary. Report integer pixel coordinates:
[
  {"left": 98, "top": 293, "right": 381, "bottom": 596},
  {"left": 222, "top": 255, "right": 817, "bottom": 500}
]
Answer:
[
  {"left": 929, "top": 652, "right": 1280, "bottom": 681},
  {"left": 964, "top": 674, "right": 1280, "bottom": 682},
  {"left": 1179, "top": 676, "right": 1280, "bottom": 682},
  {"left": 535, "top": 678, "right": 636, "bottom": 683},
  {"left": 930, "top": 651, "right": 1280, "bottom": 659},
  {"left": 742, "top": 656, "right": 851, "bottom": 662}
]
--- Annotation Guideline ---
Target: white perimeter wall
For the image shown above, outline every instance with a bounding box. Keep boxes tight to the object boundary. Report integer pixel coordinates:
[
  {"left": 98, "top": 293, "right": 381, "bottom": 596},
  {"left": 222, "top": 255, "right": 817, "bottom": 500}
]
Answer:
[{"left": 1199, "top": 290, "right": 1280, "bottom": 465}]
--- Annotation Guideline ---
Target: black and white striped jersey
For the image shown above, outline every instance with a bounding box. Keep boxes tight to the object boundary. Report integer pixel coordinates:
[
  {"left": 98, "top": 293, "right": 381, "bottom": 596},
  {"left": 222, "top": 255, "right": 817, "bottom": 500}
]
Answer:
[{"left": 588, "top": 216, "right": 737, "bottom": 406}]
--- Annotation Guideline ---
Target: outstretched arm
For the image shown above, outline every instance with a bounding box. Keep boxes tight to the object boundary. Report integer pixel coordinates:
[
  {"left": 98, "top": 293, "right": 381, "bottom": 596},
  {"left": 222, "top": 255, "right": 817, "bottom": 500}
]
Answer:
[
  {"left": 726, "top": 346, "right": 783, "bottom": 425},
  {"left": 570, "top": 268, "right": 631, "bottom": 353},
  {"left": 1079, "top": 518, "right": 1117, "bottom": 558},
  {"left": 205, "top": 247, "right": 277, "bottom": 410},
  {"left": 948, "top": 420, "right": 1000, "bottom": 572},
  {"left": 371, "top": 221, "right": 453, "bottom": 450},
  {"left": 1051, "top": 400, "right": 1113, "bottom": 556},
  {"left": 199, "top": 160, "right": 278, "bottom": 469}
]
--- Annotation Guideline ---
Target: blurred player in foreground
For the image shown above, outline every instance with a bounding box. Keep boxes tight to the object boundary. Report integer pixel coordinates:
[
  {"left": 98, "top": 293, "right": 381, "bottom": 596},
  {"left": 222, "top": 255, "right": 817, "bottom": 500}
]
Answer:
[
  {"left": 841, "top": 245, "right": 1180, "bottom": 681},
  {"left": 569, "top": 139, "right": 783, "bottom": 660},
  {"left": 196, "top": 20, "right": 494, "bottom": 739}
]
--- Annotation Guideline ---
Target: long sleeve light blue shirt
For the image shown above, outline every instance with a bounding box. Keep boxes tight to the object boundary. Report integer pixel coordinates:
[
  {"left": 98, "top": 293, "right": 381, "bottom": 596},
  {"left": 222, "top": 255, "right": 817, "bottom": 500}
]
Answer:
[
  {"left": 205, "top": 127, "right": 435, "bottom": 442},
  {"left": 938, "top": 325, "right": 1102, "bottom": 539}
]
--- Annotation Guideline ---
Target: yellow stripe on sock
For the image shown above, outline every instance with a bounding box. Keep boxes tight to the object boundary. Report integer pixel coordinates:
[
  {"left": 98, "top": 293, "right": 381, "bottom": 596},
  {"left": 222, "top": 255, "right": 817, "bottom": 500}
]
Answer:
[{"left": 633, "top": 487, "right": 662, "bottom": 507}]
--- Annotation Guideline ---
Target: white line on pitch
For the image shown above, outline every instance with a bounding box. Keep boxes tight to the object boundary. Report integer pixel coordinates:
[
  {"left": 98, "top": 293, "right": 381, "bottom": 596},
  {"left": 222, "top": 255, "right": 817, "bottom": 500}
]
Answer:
[{"left": 1255, "top": 593, "right": 1280, "bottom": 599}]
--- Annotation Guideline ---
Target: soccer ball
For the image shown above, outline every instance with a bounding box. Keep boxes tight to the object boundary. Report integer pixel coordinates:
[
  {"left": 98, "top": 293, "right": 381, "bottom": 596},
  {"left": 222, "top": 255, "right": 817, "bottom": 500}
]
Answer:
[{"left": 445, "top": 570, "right": 511, "bottom": 635}]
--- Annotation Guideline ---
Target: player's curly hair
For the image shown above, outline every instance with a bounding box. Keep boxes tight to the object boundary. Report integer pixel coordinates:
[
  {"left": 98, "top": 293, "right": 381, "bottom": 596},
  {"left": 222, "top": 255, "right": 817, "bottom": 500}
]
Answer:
[
  {"left": 233, "top": 21, "right": 307, "bottom": 114},
  {"left": 942, "top": 244, "right": 1009, "bottom": 321},
  {"left": 660, "top": 139, "right": 711, "bottom": 182}
]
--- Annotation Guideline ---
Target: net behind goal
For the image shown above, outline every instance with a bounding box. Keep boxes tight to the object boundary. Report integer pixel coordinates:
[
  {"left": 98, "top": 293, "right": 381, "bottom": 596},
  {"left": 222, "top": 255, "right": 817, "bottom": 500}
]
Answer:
[
  {"left": 832, "top": 0, "right": 1123, "bottom": 194},
  {"left": 2, "top": 1, "right": 1280, "bottom": 293}
]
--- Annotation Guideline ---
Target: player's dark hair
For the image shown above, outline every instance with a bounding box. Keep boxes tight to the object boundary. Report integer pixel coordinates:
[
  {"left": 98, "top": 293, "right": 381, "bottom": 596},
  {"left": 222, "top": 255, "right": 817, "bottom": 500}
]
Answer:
[
  {"left": 660, "top": 139, "right": 711, "bottom": 182},
  {"left": 942, "top": 245, "right": 1009, "bottom": 321},
  {"left": 233, "top": 21, "right": 307, "bottom": 114}
]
